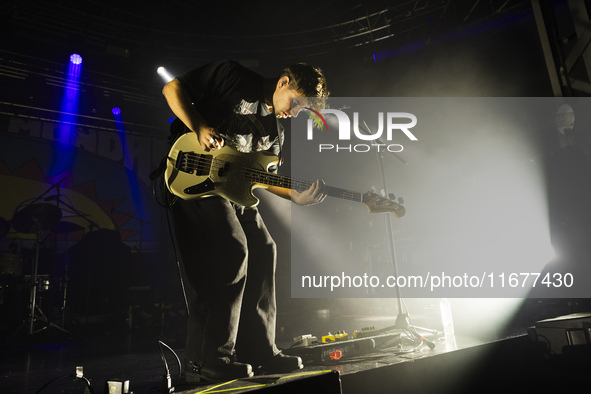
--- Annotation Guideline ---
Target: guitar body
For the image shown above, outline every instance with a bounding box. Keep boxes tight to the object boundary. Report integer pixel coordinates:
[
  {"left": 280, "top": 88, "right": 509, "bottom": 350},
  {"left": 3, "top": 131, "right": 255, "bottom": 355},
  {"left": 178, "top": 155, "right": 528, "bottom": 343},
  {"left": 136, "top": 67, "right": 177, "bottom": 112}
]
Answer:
[{"left": 165, "top": 133, "right": 279, "bottom": 207}]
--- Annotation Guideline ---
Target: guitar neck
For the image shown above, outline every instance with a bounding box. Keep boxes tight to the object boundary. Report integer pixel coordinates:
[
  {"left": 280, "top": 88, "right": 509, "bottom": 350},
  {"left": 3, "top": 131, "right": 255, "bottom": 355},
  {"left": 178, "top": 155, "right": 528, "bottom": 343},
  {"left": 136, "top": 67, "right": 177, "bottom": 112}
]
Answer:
[{"left": 248, "top": 171, "right": 363, "bottom": 202}]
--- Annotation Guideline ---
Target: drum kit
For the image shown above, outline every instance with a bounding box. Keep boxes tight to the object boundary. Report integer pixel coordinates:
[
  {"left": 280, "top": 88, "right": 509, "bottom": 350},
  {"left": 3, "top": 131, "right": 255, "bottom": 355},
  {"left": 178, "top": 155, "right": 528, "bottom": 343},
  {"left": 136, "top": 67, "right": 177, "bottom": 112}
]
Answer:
[{"left": 1, "top": 177, "right": 91, "bottom": 338}]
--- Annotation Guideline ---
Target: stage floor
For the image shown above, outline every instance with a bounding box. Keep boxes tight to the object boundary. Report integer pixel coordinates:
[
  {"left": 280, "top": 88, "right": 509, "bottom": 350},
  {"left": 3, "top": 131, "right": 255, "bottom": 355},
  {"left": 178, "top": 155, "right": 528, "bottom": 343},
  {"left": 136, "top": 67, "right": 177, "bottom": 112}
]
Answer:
[
  {"left": 1, "top": 301, "right": 590, "bottom": 393},
  {"left": 0, "top": 331, "right": 482, "bottom": 393}
]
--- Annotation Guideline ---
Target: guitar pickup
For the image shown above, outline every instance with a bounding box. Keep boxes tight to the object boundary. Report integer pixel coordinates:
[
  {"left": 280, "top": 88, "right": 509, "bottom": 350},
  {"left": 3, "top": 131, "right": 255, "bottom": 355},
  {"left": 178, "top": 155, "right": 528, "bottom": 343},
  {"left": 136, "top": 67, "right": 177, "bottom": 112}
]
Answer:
[
  {"left": 217, "top": 161, "right": 230, "bottom": 178},
  {"left": 176, "top": 151, "right": 210, "bottom": 176}
]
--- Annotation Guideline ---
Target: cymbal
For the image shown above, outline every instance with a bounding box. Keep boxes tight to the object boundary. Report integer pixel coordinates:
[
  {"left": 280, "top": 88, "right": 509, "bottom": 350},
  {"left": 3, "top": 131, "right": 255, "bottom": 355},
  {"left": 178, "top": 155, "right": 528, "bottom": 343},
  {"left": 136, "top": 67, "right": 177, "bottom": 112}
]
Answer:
[
  {"left": 54, "top": 221, "right": 85, "bottom": 233},
  {"left": 11, "top": 203, "right": 62, "bottom": 234}
]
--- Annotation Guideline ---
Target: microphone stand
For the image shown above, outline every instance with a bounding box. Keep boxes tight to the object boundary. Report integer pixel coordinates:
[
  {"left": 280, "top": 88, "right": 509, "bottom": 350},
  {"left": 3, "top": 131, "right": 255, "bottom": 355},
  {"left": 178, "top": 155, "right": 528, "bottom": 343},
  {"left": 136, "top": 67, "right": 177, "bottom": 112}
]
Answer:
[
  {"left": 111, "top": 208, "right": 149, "bottom": 252},
  {"left": 361, "top": 121, "right": 439, "bottom": 349},
  {"left": 9, "top": 178, "right": 70, "bottom": 339},
  {"left": 21, "top": 177, "right": 68, "bottom": 209}
]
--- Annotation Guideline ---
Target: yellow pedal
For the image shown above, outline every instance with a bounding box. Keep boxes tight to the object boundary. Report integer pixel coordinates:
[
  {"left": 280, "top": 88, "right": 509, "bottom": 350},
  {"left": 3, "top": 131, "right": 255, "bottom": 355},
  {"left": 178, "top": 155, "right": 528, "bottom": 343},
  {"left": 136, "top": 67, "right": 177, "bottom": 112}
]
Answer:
[{"left": 322, "top": 333, "right": 336, "bottom": 343}]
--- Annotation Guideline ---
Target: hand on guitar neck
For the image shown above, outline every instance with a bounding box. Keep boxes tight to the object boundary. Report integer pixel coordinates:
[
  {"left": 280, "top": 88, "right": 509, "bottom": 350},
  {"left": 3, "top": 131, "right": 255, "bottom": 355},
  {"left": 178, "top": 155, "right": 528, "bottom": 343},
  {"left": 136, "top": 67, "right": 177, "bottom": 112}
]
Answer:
[
  {"left": 268, "top": 179, "right": 327, "bottom": 206},
  {"left": 292, "top": 179, "right": 327, "bottom": 206}
]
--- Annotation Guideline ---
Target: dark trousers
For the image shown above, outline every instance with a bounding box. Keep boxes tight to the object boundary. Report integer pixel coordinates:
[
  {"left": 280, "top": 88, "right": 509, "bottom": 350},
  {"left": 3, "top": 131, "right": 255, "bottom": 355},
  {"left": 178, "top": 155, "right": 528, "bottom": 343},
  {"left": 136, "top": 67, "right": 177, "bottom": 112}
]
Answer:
[{"left": 171, "top": 196, "right": 279, "bottom": 367}]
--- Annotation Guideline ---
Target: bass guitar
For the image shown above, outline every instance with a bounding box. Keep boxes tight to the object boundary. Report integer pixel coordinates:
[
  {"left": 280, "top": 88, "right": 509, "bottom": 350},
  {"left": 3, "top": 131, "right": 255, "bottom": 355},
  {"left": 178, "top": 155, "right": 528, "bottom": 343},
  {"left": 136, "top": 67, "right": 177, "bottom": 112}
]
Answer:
[{"left": 165, "top": 133, "right": 405, "bottom": 217}]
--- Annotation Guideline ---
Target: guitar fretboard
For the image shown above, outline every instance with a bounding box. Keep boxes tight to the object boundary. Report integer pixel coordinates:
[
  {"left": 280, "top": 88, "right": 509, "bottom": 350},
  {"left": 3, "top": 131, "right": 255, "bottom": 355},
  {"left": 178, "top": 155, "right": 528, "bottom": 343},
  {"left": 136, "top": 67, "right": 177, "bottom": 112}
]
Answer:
[
  {"left": 247, "top": 170, "right": 363, "bottom": 202},
  {"left": 204, "top": 157, "right": 364, "bottom": 202}
]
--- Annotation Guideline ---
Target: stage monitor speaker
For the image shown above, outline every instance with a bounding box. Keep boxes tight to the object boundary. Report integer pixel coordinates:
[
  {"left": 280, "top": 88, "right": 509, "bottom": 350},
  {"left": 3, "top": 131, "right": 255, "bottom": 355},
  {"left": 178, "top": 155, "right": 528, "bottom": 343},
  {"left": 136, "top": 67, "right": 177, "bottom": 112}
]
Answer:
[
  {"left": 528, "top": 312, "right": 591, "bottom": 354},
  {"left": 176, "top": 370, "right": 341, "bottom": 394}
]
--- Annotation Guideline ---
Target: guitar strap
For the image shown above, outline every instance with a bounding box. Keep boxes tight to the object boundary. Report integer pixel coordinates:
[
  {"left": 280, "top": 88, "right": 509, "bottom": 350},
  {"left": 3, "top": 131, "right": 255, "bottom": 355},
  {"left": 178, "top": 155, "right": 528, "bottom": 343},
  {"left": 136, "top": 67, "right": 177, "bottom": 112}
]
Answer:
[
  {"left": 149, "top": 156, "right": 167, "bottom": 181},
  {"left": 150, "top": 118, "right": 186, "bottom": 181},
  {"left": 242, "top": 112, "right": 283, "bottom": 166}
]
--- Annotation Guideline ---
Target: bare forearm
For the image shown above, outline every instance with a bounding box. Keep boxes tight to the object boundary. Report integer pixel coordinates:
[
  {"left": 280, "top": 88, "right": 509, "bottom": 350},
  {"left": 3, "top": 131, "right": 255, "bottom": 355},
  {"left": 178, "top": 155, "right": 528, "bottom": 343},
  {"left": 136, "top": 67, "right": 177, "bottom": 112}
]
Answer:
[
  {"left": 162, "top": 78, "right": 222, "bottom": 151},
  {"left": 266, "top": 185, "right": 293, "bottom": 201},
  {"left": 162, "top": 78, "right": 204, "bottom": 132}
]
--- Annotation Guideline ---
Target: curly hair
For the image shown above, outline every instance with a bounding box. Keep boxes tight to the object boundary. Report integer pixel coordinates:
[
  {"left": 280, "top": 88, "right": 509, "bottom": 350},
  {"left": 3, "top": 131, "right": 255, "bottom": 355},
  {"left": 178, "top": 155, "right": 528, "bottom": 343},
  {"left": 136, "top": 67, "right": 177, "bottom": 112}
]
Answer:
[{"left": 280, "top": 63, "right": 329, "bottom": 98}]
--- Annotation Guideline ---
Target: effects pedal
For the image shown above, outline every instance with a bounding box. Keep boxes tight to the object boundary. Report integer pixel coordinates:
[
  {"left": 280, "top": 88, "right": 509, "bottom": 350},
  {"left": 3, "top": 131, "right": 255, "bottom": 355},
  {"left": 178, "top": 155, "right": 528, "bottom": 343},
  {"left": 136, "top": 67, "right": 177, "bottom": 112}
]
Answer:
[
  {"left": 292, "top": 334, "right": 319, "bottom": 347},
  {"left": 353, "top": 326, "right": 378, "bottom": 339},
  {"left": 322, "top": 330, "right": 349, "bottom": 343}
]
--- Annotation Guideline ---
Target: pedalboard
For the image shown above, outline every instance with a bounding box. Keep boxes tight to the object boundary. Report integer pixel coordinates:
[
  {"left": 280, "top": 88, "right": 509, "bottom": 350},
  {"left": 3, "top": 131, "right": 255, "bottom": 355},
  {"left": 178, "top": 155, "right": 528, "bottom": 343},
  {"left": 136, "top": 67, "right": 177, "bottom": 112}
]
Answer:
[{"left": 285, "top": 332, "right": 401, "bottom": 363}]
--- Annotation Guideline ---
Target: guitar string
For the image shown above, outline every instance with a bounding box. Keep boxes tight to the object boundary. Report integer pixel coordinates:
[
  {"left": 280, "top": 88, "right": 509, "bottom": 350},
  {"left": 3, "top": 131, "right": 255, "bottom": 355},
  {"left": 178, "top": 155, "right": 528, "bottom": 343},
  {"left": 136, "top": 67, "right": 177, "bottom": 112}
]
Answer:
[
  {"left": 175, "top": 142, "right": 400, "bottom": 211},
  {"left": 229, "top": 163, "right": 362, "bottom": 202},
  {"left": 184, "top": 154, "right": 365, "bottom": 202},
  {"left": 182, "top": 154, "right": 402, "bottom": 211}
]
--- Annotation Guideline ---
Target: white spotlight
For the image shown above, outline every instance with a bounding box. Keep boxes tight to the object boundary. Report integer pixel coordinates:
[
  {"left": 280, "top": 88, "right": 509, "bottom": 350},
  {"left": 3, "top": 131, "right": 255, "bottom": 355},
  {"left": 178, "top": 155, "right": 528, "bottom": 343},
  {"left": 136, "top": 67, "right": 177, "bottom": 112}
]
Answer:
[{"left": 157, "top": 66, "right": 174, "bottom": 83}]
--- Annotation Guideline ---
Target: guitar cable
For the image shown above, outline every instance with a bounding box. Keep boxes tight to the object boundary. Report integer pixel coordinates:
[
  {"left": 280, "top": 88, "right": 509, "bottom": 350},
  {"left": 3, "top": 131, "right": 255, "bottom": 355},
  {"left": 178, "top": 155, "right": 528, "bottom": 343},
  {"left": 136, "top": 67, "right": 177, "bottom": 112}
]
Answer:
[
  {"left": 165, "top": 204, "right": 190, "bottom": 317},
  {"left": 152, "top": 167, "right": 175, "bottom": 209},
  {"left": 152, "top": 172, "right": 190, "bottom": 317}
]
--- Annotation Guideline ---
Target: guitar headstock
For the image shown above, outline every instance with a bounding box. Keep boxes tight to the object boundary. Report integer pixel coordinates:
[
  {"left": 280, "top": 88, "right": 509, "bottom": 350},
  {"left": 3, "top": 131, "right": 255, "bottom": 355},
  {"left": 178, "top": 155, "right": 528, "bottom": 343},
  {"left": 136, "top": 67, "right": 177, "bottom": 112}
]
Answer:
[{"left": 362, "top": 191, "right": 406, "bottom": 217}]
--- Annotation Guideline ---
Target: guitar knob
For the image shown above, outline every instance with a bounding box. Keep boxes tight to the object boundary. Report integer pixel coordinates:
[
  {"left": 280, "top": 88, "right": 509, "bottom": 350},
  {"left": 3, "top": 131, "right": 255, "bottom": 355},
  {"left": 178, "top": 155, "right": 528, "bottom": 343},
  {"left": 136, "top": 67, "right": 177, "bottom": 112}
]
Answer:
[
  {"left": 388, "top": 193, "right": 396, "bottom": 200},
  {"left": 398, "top": 197, "right": 404, "bottom": 205}
]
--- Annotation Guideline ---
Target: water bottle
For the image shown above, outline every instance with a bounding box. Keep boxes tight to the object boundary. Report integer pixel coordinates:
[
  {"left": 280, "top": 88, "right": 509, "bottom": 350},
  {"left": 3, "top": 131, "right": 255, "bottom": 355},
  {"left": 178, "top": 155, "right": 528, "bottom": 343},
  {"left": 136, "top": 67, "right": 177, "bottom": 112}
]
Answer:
[{"left": 439, "top": 298, "right": 455, "bottom": 336}]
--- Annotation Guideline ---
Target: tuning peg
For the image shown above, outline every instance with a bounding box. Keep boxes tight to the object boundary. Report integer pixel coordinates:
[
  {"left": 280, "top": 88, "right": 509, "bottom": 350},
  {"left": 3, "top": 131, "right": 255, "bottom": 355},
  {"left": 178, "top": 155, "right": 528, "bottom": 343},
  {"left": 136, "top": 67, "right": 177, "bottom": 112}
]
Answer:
[
  {"left": 398, "top": 197, "right": 404, "bottom": 205},
  {"left": 388, "top": 193, "right": 396, "bottom": 200}
]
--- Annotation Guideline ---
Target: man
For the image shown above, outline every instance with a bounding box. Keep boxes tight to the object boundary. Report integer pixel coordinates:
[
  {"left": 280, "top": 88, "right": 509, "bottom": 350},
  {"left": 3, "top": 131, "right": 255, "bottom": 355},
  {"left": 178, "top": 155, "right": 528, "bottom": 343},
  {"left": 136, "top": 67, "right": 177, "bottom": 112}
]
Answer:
[{"left": 162, "top": 60, "right": 329, "bottom": 382}]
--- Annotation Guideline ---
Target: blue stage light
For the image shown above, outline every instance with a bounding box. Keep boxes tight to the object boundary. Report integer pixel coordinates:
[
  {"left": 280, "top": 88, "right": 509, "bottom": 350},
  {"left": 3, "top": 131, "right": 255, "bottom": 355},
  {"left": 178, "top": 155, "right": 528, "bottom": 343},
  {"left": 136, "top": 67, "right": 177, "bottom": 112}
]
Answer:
[
  {"left": 70, "top": 53, "right": 83, "bottom": 65},
  {"left": 50, "top": 52, "right": 82, "bottom": 175},
  {"left": 111, "top": 105, "right": 147, "bottom": 241}
]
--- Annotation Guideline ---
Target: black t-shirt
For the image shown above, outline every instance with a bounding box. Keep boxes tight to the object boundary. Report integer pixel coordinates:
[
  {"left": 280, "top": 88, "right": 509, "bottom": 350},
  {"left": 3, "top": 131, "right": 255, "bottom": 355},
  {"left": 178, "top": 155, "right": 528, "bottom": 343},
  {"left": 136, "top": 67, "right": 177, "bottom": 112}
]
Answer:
[{"left": 172, "top": 60, "right": 283, "bottom": 158}]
